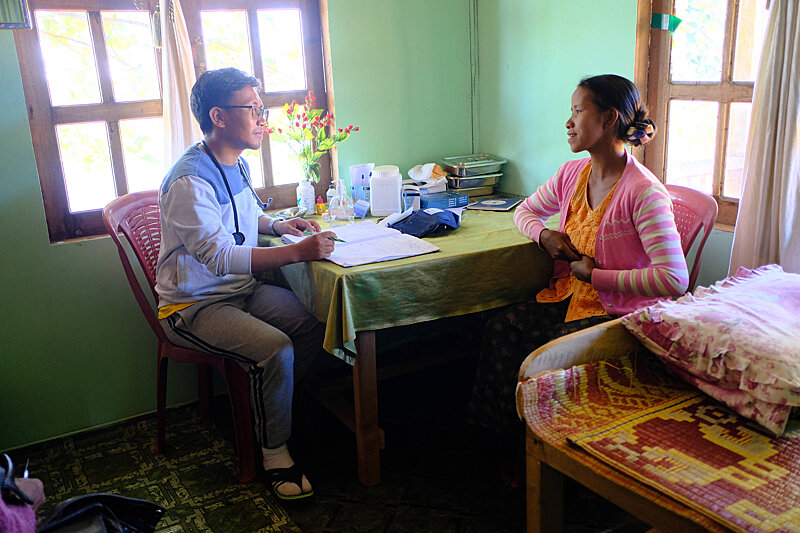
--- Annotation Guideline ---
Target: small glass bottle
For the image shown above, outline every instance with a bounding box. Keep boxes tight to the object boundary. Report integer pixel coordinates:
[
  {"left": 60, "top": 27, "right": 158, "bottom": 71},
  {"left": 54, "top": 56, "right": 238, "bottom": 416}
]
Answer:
[{"left": 328, "top": 180, "right": 354, "bottom": 226}]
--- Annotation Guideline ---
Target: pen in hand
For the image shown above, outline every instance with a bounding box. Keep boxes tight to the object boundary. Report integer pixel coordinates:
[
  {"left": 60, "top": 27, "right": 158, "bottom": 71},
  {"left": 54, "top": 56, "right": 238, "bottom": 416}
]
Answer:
[
  {"left": 303, "top": 230, "right": 346, "bottom": 243},
  {"left": 23, "top": 458, "right": 29, "bottom": 478}
]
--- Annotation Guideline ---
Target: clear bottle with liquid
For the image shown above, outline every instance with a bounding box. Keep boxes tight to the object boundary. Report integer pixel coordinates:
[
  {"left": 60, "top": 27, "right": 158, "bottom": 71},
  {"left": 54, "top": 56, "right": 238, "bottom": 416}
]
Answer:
[{"left": 328, "top": 179, "right": 354, "bottom": 226}]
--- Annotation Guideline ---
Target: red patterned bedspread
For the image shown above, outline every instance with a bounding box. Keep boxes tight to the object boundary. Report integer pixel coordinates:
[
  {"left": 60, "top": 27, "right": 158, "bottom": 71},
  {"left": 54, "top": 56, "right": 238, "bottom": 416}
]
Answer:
[{"left": 519, "top": 355, "right": 800, "bottom": 533}]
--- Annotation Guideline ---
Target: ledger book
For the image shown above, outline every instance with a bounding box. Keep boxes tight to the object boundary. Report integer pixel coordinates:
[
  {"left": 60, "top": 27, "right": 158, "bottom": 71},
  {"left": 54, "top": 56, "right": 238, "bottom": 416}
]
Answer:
[{"left": 280, "top": 220, "right": 439, "bottom": 267}]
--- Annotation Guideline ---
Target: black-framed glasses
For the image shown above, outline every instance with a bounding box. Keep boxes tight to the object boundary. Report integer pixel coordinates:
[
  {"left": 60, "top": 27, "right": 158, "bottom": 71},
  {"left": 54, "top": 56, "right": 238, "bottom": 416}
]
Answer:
[{"left": 217, "top": 105, "right": 269, "bottom": 120}]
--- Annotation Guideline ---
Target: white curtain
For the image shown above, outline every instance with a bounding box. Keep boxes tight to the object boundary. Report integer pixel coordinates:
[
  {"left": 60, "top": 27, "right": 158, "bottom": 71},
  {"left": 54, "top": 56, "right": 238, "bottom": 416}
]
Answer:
[
  {"left": 160, "top": 0, "right": 202, "bottom": 171},
  {"left": 729, "top": 0, "right": 800, "bottom": 274}
]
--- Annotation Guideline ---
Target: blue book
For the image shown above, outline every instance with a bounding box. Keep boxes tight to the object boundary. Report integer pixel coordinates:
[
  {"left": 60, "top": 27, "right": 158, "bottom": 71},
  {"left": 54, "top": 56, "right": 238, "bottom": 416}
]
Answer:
[{"left": 466, "top": 197, "right": 522, "bottom": 211}]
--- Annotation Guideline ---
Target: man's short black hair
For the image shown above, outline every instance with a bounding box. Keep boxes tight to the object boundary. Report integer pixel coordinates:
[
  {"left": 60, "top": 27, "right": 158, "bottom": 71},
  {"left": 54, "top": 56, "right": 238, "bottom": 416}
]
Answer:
[{"left": 190, "top": 67, "right": 262, "bottom": 134}]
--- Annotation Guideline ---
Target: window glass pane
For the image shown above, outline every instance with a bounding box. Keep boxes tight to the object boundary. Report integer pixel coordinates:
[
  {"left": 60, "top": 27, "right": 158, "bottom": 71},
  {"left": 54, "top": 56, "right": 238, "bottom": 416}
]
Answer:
[
  {"left": 258, "top": 9, "right": 306, "bottom": 92},
  {"left": 201, "top": 10, "right": 252, "bottom": 73},
  {"left": 732, "top": 0, "right": 769, "bottom": 81},
  {"left": 101, "top": 11, "right": 160, "bottom": 102},
  {"left": 120, "top": 118, "right": 164, "bottom": 193},
  {"left": 267, "top": 106, "right": 303, "bottom": 185},
  {"left": 35, "top": 11, "right": 101, "bottom": 106},
  {"left": 723, "top": 102, "right": 751, "bottom": 199},
  {"left": 242, "top": 149, "right": 264, "bottom": 188},
  {"left": 671, "top": 0, "right": 727, "bottom": 82},
  {"left": 665, "top": 100, "right": 719, "bottom": 194},
  {"left": 56, "top": 122, "right": 115, "bottom": 212}
]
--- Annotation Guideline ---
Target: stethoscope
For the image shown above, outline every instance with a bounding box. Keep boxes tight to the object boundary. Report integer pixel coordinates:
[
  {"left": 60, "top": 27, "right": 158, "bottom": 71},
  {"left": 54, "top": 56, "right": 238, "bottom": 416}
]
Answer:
[{"left": 201, "top": 140, "right": 271, "bottom": 245}]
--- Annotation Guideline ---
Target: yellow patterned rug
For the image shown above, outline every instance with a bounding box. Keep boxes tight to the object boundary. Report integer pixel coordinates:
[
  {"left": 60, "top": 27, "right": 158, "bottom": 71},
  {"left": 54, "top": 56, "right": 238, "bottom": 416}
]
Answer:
[{"left": 520, "top": 355, "right": 800, "bottom": 533}]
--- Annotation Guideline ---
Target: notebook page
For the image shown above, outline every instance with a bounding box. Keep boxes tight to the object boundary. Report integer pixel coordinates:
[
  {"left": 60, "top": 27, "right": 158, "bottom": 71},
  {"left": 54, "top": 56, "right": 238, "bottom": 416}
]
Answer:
[
  {"left": 327, "top": 233, "right": 439, "bottom": 267},
  {"left": 281, "top": 220, "right": 400, "bottom": 245}
]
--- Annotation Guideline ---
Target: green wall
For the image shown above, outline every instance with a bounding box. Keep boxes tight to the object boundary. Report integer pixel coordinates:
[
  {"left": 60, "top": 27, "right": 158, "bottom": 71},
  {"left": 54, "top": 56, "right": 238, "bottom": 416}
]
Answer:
[
  {"left": 326, "top": 0, "right": 472, "bottom": 177},
  {"left": 0, "top": 0, "right": 734, "bottom": 451},
  {"left": 476, "top": 0, "right": 638, "bottom": 192}
]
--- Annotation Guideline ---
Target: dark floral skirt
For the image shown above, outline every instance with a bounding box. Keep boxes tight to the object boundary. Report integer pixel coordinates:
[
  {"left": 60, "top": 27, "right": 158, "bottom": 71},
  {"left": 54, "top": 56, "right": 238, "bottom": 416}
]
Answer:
[{"left": 468, "top": 298, "right": 614, "bottom": 439}]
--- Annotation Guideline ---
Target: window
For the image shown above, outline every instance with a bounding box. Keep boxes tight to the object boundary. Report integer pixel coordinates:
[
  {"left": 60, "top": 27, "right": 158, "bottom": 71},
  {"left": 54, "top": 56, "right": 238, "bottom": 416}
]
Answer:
[
  {"left": 637, "top": 0, "right": 768, "bottom": 227},
  {"left": 16, "top": 0, "right": 328, "bottom": 242}
]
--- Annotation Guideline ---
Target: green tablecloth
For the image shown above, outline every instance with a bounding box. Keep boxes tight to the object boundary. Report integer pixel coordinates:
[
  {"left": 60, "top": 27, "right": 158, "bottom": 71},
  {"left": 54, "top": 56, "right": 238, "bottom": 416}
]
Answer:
[{"left": 263, "top": 210, "right": 552, "bottom": 360}]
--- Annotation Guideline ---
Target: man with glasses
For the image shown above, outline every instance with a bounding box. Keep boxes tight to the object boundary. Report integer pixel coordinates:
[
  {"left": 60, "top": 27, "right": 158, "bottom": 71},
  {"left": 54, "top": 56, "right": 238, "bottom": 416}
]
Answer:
[{"left": 155, "top": 67, "right": 335, "bottom": 502}]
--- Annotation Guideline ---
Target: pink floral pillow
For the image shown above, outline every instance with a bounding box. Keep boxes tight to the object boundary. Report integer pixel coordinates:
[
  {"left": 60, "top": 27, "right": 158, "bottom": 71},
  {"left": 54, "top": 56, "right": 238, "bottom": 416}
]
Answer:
[{"left": 621, "top": 265, "right": 800, "bottom": 435}]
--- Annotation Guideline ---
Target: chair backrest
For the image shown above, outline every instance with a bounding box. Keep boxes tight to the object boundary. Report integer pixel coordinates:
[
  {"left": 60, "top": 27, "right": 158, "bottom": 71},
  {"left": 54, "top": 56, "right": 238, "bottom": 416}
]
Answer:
[
  {"left": 665, "top": 184, "right": 718, "bottom": 291},
  {"left": 102, "top": 190, "right": 169, "bottom": 343}
]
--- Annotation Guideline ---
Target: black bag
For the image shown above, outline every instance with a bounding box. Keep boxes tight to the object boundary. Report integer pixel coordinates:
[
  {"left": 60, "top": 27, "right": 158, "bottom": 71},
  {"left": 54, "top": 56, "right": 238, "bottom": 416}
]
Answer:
[{"left": 37, "top": 493, "right": 165, "bottom": 533}]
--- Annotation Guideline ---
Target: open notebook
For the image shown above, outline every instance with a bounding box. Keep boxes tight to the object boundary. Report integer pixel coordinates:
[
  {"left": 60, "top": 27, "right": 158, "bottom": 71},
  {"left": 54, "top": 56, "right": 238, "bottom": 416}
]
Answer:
[{"left": 280, "top": 220, "right": 440, "bottom": 267}]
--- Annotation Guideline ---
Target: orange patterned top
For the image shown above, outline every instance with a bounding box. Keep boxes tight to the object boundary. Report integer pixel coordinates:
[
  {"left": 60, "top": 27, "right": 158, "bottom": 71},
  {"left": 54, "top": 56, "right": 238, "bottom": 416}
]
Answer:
[{"left": 536, "top": 163, "right": 617, "bottom": 321}]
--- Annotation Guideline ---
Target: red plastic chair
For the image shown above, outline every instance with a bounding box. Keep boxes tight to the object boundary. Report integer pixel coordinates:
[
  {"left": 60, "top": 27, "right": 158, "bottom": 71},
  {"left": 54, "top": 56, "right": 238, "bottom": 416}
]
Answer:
[
  {"left": 665, "top": 184, "right": 718, "bottom": 291},
  {"left": 103, "top": 190, "right": 256, "bottom": 484}
]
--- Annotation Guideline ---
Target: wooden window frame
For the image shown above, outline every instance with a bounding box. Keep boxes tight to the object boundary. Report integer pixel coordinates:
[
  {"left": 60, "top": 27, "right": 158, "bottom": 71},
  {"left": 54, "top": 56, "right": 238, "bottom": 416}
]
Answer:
[
  {"left": 635, "top": 0, "right": 758, "bottom": 229},
  {"left": 16, "top": 0, "right": 329, "bottom": 242},
  {"left": 16, "top": 0, "right": 164, "bottom": 241}
]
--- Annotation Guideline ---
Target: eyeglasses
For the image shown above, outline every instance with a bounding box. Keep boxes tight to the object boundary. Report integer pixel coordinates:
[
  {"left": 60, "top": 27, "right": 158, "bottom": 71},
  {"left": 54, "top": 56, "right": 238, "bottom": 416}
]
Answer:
[{"left": 217, "top": 105, "right": 269, "bottom": 120}]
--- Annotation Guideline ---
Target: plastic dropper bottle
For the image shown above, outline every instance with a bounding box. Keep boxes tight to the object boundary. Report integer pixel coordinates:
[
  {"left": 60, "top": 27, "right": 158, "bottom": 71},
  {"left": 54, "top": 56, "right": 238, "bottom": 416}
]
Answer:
[
  {"left": 315, "top": 196, "right": 326, "bottom": 215},
  {"left": 326, "top": 183, "right": 336, "bottom": 207}
]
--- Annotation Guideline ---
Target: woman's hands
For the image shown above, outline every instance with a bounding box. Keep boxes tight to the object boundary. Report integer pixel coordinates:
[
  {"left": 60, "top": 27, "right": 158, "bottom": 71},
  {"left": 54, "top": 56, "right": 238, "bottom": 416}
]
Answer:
[
  {"left": 539, "top": 229, "right": 595, "bottom": 284},
  {"left": 273, "top": 217, "right": 321, "bottom": 236},
  {"left": 569, "top": 255, "right": 595, "bottom": 283},
  {"left": 539, "top": 229, "right": 580, "bottom": 262}
]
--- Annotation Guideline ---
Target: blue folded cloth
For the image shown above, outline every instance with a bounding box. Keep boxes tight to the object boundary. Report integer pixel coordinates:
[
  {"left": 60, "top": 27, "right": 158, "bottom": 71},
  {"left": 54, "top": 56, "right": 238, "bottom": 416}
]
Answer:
[{"left": 387, "top": 209, "right": 459, "bottom": 238}]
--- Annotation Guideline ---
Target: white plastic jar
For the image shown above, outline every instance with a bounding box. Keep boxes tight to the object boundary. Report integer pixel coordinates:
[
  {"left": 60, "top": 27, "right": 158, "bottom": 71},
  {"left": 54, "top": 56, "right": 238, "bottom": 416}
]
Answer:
[
  {"left": 369, "top": 165, "right": 402, "bottom": 217},
  {"left": 296, "top": 179, "right": 315, "bottom": 214}
]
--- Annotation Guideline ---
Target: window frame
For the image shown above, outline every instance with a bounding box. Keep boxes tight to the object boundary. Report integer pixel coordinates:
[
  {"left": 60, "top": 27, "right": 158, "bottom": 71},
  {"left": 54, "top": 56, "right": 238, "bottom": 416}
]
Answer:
[
  {"left": 16, "top": 0, "right": 330, "bottom": 242},
  {"left": 15, "top": 0, "right": 164, "bottom": 241},
  {"left": 635, "top": 0, "right": 760, "bottom": 228}
]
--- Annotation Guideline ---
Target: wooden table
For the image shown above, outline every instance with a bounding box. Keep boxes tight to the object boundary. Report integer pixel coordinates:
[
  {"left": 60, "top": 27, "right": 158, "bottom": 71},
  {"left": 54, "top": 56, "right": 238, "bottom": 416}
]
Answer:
[{"left": 267, "top": 209, "right": 551, "bottom": 485}]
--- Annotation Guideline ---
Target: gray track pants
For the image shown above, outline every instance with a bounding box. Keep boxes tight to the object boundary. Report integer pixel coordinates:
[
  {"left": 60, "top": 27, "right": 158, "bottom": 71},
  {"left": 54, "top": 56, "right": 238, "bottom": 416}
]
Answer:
[{"left": 160, "top": 282, "right": 325, "bottom": 449}]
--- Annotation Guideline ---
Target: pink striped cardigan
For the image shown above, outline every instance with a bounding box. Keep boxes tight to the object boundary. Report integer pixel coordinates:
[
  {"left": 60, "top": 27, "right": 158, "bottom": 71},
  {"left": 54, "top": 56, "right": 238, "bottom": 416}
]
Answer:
[{"left": 514, "top": 152, "right": 689, "bottom": 316}]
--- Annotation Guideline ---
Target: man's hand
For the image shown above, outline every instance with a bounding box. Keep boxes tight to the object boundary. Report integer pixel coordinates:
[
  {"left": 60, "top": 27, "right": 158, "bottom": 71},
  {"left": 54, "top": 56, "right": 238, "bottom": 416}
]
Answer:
[
  {"left": 293, "top": 231, "right": 337, "bottom": 261},
  {"left": 273, "top": 217, "right": 321, "bottom": 236},
  {"left": 570, "top": 255, "right": 595, "bottom": 284},
  {"left": 539, "top": 229, "right": 581, "bottom": 262}
]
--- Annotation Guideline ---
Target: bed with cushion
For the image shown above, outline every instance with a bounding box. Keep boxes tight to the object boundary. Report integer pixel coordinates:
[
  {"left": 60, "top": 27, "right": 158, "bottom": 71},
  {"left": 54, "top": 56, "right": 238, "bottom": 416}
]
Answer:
[{"left": 516, "top": 265, "right": 800, "bottom": 533}]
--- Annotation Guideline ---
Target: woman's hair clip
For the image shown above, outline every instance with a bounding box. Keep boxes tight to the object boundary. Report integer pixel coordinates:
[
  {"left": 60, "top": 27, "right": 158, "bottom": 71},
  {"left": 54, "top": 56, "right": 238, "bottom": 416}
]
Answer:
[{"left": 625, "top": 121, "right": 655, "bottom": 147}]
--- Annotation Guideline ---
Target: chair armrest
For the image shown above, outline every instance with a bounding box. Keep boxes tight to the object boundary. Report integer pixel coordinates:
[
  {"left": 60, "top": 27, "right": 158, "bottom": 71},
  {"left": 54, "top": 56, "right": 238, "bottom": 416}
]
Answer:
[{"left": 518, "top": 318, "right": 643, "bottom": 381}]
